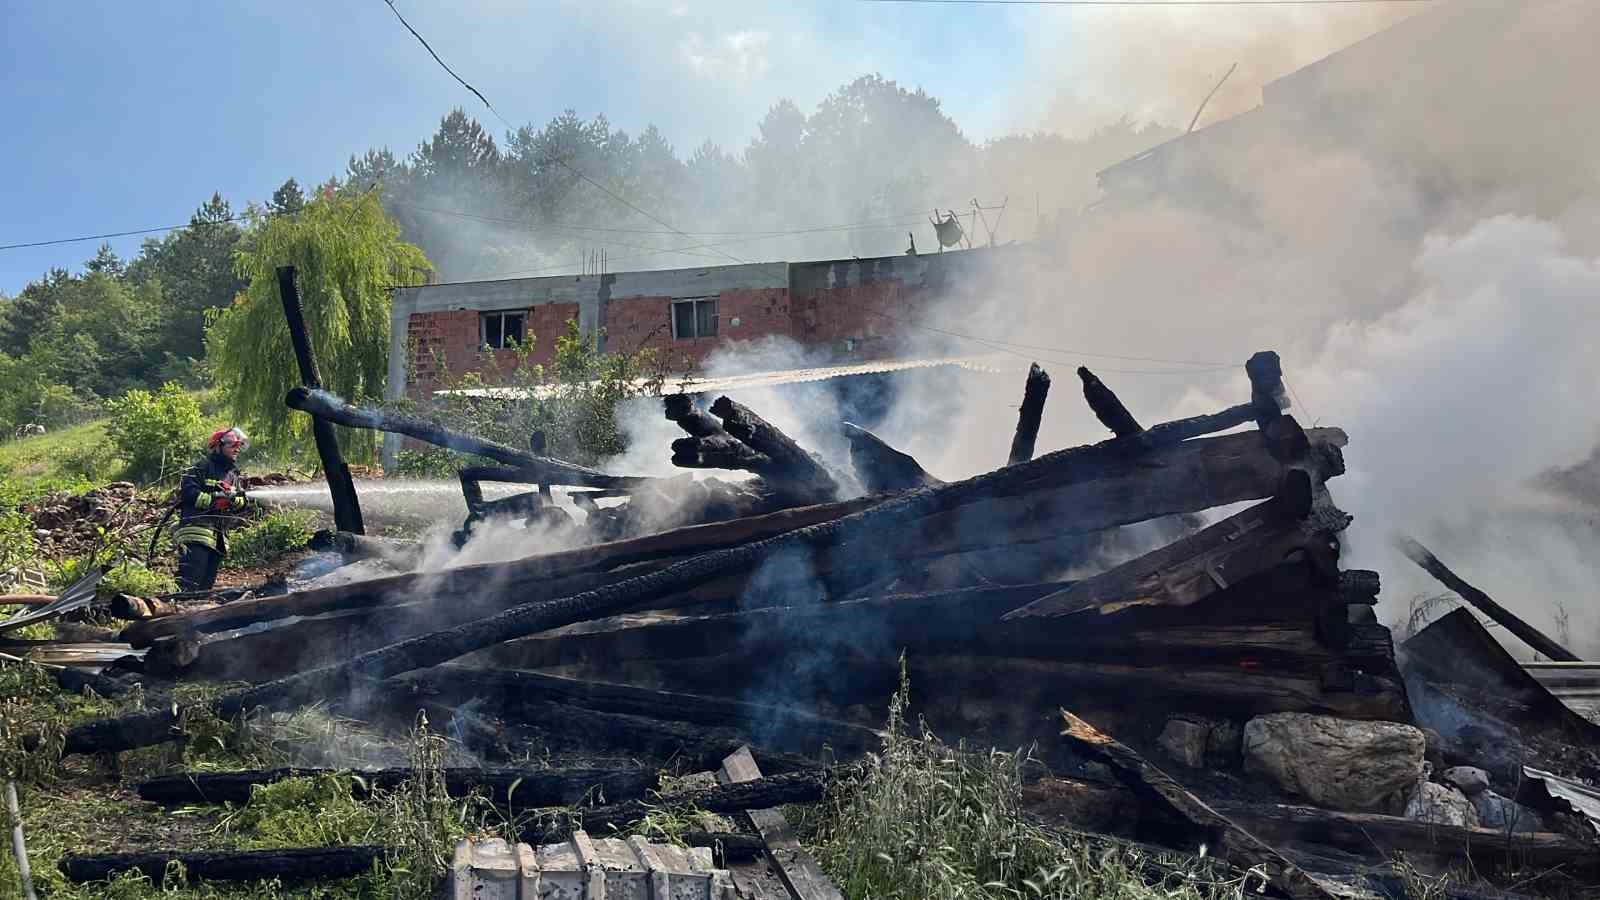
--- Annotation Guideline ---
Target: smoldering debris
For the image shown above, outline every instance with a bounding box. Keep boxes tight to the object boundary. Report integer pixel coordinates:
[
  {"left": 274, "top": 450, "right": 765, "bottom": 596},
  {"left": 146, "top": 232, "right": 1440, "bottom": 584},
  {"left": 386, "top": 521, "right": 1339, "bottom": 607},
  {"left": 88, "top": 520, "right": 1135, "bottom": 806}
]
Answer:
[{"left": 31, "top": 347, "right": 1597, "bottom": 897}]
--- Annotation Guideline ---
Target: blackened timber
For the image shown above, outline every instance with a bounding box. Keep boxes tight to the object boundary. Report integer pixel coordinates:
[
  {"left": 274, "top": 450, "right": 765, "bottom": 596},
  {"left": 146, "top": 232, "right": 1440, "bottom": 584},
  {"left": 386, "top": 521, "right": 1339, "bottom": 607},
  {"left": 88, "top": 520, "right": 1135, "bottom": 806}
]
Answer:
[
  {"left": 525, "top": 771, "right": 826, "bottom": 844},
  {"left": 1395, "top": 535, "right": 1581, "bottom": 662},
  {"left": 1007, "top": 363, "right": 1051, "bottom": 465},
  {"left": 1077, "top": 367, "right": 1142, "bottom": 437},
  {"left": 710, "top": 396, "right": 839, "bottom": 499},
  {"left": 184, "top": 425, "right": 1340, "bottom": 680},
  {"left": 277, "top": 267, "right": 363, "bottom": 534},
  {"left": 363, "top": 676, "right": 823, "bottom": 773},
  {"left": 1005, "top": 470, "right": 1336, "bottom": 619},
  {"left": 682, "top": 831, "right": 765, "bottom": 863},
  {"left": 412, "top": 666, "right": 878, "bottom": 755},
  {"left": 1246, "top": 350, "right": 1287, "bottom": 428},
  {"left": 1057, "top": 711, "right": 1335, "bottom": 900},
  {"left": 671, "top": 434, "right": 772, "bottom": 472},
  {"left": 840, "top": 422, "right": 941, "bottom": 491},
  {"left": 664, "top": 393, "right": 724, "bottom": 438},
  {"left": 121, "top": 495, "right": 885, "bottom": 648},
  {"left": 60, "top": 846, "right": 384, "bottom": 885},
  {"left": 284, "top": 385, "right": 648, "bottom": 489},
  {"left": 137, "top": 766, "right": 654, "bottom": 807},
  {"left": 69, "top": 389, "right": 1343, "bottom": 754},
  {"left": 1218, "top": 804, "right": 1600, "bottom": 878}
]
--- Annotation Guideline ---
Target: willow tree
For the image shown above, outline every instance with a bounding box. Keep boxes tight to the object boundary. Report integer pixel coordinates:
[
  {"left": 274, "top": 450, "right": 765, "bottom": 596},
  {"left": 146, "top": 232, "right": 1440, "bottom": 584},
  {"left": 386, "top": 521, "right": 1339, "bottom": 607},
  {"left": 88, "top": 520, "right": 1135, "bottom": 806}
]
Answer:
[{"left": 206, "top": 190, "right": 432, "bottom": 461}]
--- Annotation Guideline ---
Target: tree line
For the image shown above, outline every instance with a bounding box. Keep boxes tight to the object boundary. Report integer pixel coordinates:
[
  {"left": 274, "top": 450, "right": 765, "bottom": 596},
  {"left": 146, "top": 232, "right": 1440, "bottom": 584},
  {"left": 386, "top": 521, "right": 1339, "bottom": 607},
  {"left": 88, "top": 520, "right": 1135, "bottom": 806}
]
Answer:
[{"left": 0, "top": 72, "right": 1175, "bottom": 447}]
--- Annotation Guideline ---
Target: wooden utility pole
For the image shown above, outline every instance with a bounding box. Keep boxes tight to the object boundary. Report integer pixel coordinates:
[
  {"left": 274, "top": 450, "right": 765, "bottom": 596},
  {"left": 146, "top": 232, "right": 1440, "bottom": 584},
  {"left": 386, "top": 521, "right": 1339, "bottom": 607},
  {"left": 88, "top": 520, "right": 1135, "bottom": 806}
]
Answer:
[{"left": 276, "top": 266, "right": 365, "bottom": 534}]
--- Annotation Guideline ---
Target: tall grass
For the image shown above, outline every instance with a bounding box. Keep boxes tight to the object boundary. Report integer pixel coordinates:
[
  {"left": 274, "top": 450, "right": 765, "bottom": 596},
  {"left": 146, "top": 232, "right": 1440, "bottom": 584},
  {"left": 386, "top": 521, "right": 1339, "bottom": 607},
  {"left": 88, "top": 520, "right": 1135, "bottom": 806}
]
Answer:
[{"left": 803, "top": 664, "right": 1242, "bottom": 900}]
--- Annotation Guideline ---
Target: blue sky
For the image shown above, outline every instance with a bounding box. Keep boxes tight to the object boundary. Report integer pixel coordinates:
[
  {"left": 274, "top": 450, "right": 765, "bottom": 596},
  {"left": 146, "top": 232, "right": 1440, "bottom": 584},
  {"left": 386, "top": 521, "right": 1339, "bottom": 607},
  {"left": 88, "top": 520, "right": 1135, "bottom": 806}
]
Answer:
[
  {"left": 0, "top": 1, "right": 1042, "bottom": 294},
  {"left": 1, "top": 1, "right": 1409, "bottom": 295}
]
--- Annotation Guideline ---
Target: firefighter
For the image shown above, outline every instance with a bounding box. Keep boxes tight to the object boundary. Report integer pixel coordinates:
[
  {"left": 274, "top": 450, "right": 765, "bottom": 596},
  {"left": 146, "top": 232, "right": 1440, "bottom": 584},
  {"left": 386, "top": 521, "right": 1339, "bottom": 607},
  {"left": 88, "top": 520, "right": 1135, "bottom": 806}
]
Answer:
[{"left": 174, "top": 427, "right": 251, "bottom": 592}]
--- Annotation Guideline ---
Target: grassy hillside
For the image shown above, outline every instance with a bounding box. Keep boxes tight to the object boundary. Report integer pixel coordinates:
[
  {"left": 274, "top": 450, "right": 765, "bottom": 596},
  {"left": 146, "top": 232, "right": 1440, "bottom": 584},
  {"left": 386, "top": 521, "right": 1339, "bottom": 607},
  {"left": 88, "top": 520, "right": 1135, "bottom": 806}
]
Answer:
[{"left": 0, "top": 419, "right": 114, "bottom": 504}]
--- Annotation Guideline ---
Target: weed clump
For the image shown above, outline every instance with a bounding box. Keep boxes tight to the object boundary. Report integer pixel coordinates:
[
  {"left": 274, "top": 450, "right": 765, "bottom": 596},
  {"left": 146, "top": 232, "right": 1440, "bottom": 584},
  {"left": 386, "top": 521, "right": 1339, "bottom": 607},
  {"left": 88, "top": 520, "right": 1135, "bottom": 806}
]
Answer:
[
  {"left": 225, "top": 508, "right": 317, "bottom": 571},
  {"left": 803, "top": 664, "right": 1240, "bottom": 900}
]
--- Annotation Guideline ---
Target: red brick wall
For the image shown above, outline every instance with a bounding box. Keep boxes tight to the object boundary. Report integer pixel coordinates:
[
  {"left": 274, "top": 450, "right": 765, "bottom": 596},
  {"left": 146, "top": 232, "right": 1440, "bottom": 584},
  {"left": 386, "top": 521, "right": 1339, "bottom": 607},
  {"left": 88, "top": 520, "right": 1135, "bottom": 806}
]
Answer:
[
  {"left": 606, "top": 288, "right": 794, "bottom": 372},
  {"left": 404, "top": 304, "right": 578, "bottom": 397},
  {"left": 792, "top": 281, "right": 934, "bottom": 361}
]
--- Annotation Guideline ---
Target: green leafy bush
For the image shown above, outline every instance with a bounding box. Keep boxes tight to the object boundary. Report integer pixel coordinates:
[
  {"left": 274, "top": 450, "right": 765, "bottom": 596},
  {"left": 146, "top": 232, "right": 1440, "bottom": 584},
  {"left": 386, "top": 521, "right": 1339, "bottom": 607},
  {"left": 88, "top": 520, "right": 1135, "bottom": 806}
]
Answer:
[
  {"left": 105, "top": 382, "right": 207, "bottom": 484},
  {"left": 0, "top": 507, "right": 36, "bottom": 578},
  {"left": 226, "top": 508, "right": 318, "bottom": 570},
  {"left": 49, "top": 558, "right": 176, "bottom": 599}
]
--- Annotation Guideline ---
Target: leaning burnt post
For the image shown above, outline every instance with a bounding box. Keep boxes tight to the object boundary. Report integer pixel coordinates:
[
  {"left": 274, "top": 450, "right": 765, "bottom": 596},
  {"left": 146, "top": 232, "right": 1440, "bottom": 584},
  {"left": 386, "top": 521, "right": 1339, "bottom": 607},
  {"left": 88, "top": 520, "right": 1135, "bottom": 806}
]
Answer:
[
  {"left": 1007, "top": 363, "right": 1051, "bottom": 465},
  {"left": 1395, "top": 535, "right": 1581, "bottom": 662},
  {"left": 1077, "top": 367, "right": 1143, "bottom": 437},
  {"left": 277, "top": 266, "right": 364, "bottom": 534}
]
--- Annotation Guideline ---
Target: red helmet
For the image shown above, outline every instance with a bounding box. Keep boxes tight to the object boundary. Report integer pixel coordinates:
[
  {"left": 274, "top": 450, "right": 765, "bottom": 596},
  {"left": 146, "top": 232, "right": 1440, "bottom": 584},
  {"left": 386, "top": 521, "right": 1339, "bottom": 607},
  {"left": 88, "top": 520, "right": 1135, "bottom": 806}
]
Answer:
[{"left": 207, "top": 427, "right": 249, "bottom": 452}]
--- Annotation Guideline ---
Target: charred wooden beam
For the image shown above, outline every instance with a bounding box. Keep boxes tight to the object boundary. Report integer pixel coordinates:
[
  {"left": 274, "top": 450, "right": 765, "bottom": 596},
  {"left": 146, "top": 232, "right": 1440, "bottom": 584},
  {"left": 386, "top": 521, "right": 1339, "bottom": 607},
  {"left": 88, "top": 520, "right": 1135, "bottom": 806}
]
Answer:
[
  {"left": 182, "top": 425, "right": 1341, "bottom": 682},
  {"left": 363, "top": 675, "right": 824, "bottom": 774},
  {"left": 1339, "top": 569, "right": 1380, "bottom": 605},
  {"left": 1219, "top": 803, "right": 1600, "bottom": 878},
  {"left": 1005, "top": 469, "right": 1335, "bottom": 620},
  {"left": 664, "top": 393, "right": 724, "bottom": 438},
  {"left": 73, "top": 379, "right": 1339, "bottom": 755},
  {"left": 1246, "top": 350, "right": 1287, "bottom": 428},
  {"left": 1077, "top": 367, "right": 1142, "bottom": 437},
  {"left": 840, "top": 422, "right": 940, "bottom": 492},
  {"left": 412, "top": 666, "right": 879, "bottom": 756},
  {"left": 1057, "top": 711, "right": 1335, "bottom": 900},
  {"left": 670, "top": 434, "right": 772, "bottom": 472},
  {"left": 1395, "top": 535, "right": 1580, "bottom": 662},
  {"left": 1007, "top": 363, "right": 1052, "bottom": 465},
  {"left": 284, "top": 386, "right": 648, "bottom": 490},
  {"left": 278, "top": 267, "right": 364, "bottom": 534},
  {"left": 682, "top": 831, "right": 765, "bottom": 863},
  {"left": 121, "top": 495, "right": 886, "bottom": 648},
  {"left": 60, "top": 846, "right": 384, "bottom": 886},
  {"left": 137, "top": 766, "right": 655, "bottom": 807},
  {"left": 709, "top": 396, "right": 839, "bottom": 500},
  {"left": 525, "top": 770, "right": 826, "bottom": 844}
]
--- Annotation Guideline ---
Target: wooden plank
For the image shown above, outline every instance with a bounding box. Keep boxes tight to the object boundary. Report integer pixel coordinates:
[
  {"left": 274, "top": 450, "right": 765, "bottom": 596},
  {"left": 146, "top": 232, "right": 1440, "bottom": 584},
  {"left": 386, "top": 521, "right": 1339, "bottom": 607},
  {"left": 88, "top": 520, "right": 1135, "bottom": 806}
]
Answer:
[
  {"left": 61, "top": 845, "right": 385, "bottom": 885},
  {"left": 1005, "top": 471, "right": 1333, "bottom": 620},
  {"left": 1395, "top": 535, "right": 1581, "bottom": 662},
  {"left": 719, "top": 746, "right": 844, "bottom": 900},
  {"left": 1056, "top": 711, "right": 1335, "bottom": 900}
]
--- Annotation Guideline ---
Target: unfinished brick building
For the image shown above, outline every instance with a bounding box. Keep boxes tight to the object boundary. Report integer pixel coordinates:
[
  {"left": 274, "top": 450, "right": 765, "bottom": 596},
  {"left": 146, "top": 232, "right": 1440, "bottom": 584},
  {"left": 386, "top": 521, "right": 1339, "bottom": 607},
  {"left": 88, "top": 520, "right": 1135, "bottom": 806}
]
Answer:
[{"left": 385, "top": 245, "right": 1021, "bottom": 405}]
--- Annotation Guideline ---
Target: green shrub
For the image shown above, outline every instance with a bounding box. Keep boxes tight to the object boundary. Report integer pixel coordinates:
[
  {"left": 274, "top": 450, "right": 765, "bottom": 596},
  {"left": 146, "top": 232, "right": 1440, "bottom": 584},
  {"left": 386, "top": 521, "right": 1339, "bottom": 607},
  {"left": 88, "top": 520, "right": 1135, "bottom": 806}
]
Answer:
[
  {"left": 49, "top": 558, "right": 176, "bottom": 599},
  {"left": 0, "top": 507, "right": 36, "bottom": 577},
  {"left": 226, "top": 508, "right": 317, "bottom": 570},
  {"left": 105, "top": 382, "right": 207, "bottom": 484}
]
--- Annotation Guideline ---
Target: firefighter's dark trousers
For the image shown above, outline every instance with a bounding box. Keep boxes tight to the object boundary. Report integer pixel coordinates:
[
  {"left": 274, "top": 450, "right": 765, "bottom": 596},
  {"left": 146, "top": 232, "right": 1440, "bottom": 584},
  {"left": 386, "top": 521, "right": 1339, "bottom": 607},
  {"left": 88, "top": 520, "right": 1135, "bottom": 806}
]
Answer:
[{"left": 176, "top": 542, "right": 221, "bottom": 592}]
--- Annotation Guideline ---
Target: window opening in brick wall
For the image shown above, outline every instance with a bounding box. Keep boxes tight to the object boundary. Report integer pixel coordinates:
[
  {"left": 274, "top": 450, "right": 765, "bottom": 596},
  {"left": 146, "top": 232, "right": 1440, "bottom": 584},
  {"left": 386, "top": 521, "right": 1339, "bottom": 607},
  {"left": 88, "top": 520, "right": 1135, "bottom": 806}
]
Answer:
[
  {"left": 481, "top": 311, "right": 526, "bottom": 349},
  {"left": 672, "top": 298, "right": 718, "bottom": 339}
]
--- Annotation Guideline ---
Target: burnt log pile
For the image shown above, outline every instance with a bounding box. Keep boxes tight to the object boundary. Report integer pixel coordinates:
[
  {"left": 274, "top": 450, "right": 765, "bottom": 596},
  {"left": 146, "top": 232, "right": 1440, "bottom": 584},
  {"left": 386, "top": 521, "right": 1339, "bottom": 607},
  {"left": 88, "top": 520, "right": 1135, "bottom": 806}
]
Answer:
[{"left": 43, "top": 349, "right": 1600, "bottom": 897}]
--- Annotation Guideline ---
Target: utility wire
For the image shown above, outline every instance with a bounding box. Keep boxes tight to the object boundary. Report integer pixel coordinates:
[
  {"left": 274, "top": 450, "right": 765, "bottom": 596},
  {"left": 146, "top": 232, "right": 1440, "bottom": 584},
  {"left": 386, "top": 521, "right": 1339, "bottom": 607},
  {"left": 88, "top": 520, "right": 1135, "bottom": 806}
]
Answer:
[
  {"left": 380, "top": 0, "right": 745, "bottom": 264},
  {"left": 0, "top": 218, "right": 244, "bottom": 252}
]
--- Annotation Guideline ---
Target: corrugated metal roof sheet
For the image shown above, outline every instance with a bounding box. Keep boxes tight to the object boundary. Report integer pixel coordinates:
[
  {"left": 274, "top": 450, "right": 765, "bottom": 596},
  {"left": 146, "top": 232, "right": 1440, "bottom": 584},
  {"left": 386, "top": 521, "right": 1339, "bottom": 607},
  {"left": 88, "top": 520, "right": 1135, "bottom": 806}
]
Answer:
[{"left": 434, "top": 354, "right": 1022, "bottom": 401}]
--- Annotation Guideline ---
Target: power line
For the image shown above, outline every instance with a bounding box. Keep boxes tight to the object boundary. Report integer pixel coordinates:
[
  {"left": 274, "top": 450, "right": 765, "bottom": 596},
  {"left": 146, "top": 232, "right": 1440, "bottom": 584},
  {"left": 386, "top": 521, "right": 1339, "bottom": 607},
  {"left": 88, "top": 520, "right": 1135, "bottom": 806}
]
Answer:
[
  {"left": 0, "top": 217, "right": 243, "bottom": 253},
  {"left": 380, "top": 0, "right": 745, "bottom": 265}
]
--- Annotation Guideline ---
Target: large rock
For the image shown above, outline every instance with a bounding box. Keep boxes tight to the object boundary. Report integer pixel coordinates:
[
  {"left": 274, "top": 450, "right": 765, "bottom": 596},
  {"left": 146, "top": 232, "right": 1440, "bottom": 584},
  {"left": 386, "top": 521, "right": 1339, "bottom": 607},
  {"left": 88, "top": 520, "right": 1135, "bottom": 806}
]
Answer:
[
  {"left": 1404, "top": 781, "right": 1479, "bottom": 827},
  {"left": 1160, "top": 715, "right": 1243, "bottom": 769},
  {"left": 1440, "top": 766, "right": 1490, "bottom": 797},
  {"left": 1243, "top": 713, "right": 1425, "bottom": 811},
  {"left": 1472, "top": 790, "right": 1544, "bottom": 833}
]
